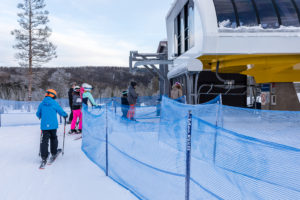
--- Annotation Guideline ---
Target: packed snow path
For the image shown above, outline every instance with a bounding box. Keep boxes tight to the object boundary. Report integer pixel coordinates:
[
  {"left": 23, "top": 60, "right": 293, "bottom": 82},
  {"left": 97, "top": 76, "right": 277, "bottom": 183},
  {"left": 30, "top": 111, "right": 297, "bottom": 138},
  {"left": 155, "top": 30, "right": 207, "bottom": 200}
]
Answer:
[{"left": 0, "top": 125, "right": 137, "bottom": 200}]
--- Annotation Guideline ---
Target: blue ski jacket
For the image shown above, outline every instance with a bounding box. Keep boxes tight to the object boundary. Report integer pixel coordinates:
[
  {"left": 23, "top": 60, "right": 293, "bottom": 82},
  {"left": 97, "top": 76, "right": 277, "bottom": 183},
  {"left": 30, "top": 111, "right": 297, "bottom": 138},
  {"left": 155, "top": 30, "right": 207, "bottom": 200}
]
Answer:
[{"left": 36, "top": 97, "right": 68, "bottom": 130}]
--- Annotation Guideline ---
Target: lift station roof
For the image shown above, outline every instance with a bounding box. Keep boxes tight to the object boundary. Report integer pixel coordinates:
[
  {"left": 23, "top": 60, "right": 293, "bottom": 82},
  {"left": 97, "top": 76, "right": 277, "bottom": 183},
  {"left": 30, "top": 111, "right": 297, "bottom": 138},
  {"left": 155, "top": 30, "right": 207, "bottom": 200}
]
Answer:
[{"left": 166, "top": 0, "right": 300, "bottom": 83}]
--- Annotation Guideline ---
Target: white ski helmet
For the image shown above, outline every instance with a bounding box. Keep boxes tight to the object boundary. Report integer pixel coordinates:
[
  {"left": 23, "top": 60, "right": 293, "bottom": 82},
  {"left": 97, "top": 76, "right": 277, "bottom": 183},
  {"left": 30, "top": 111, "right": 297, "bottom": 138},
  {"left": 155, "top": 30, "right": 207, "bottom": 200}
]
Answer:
[
  {"left": 73, "top": 86, "right": 80, "bottom": 92},
  {"left": 82, "top": 83, "right": 93, "bottom": 91}
]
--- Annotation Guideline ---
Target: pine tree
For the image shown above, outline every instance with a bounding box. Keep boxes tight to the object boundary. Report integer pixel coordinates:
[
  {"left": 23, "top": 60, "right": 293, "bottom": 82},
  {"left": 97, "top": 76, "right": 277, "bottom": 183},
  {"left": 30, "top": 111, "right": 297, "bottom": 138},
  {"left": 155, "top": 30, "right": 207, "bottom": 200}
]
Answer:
[{"left": 11, "top": 0, "right": 57, "bottom": 101}]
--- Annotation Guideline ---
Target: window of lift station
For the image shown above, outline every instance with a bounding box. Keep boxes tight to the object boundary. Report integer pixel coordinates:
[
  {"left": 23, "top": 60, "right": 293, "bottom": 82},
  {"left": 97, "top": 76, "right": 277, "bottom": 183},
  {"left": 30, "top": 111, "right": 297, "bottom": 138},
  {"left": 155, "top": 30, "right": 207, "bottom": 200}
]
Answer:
[
  {"left": 213, "top": 0, "right": 300, "bottom": 28},
  {"left": 174, "top": 0, "right": 194, "bottom": 57}
]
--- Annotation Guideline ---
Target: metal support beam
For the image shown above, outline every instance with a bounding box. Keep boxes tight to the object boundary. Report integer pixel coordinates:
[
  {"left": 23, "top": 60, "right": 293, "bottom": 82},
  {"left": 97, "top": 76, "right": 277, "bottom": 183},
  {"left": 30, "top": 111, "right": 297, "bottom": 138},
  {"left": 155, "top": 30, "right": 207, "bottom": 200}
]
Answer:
[
  {"left": 134, "top": 60, "right": 172, "bottom": 68},
  {"left": 185, "top": 73, "right": 193, "bottom": 104},
  {"left": 129, "top": 50, "right": 172, "bottom": 97},
  {"left": 143, "top": 65, "right": 157, "bottom": 77},
  {"left": 150, "top": 64, "right": 168, "bottom": 80},
  {"left": 130, "top": 51, "right": 172, "bottom": 70},
  {"left": 194, "top": 73, "right": 199, "bottom": 104}
]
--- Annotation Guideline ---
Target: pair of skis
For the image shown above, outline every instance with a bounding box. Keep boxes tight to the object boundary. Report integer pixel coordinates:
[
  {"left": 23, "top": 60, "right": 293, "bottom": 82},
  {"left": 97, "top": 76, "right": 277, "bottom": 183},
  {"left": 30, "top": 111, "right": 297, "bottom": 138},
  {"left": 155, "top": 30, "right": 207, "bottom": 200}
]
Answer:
[
  {"left": 39, "top": 149, "right": 62, "bottom": 169},
  {"left": 67, "top": 130, "right": 82, "bottom": 140},
  {"left": 74, "top": 135, "right": 82, "bottom": 140},
  {"left": 67, "top": 129, "right": 82, "bottom": 140},
  {"left": 39, "top": 118, "right": 67, "bottom": 169},
  {"left": 68, "top": 129, "right": 81, "bottom": 135}
]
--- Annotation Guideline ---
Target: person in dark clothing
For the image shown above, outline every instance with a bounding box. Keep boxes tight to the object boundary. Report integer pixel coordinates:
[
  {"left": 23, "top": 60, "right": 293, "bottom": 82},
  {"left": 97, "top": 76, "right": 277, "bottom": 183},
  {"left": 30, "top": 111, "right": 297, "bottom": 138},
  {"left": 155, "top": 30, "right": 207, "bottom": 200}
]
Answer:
[
  {"left": 68, "top": 82, "right": 76, "bottom": 124},
  {"left": 70, "top": 86, "right": 82, "bottom": 134},
  {"left": 41, "top": 129, "right": 58, "bottom": 160},
  {"left": 121, "top": 91, "right": 129, "bottom": 118},
  {"left": 127, "top": 82, "right": 138, "bottom": 120},
  {"left": 36, "top": 89, "right": 68, "bottom": 162}
]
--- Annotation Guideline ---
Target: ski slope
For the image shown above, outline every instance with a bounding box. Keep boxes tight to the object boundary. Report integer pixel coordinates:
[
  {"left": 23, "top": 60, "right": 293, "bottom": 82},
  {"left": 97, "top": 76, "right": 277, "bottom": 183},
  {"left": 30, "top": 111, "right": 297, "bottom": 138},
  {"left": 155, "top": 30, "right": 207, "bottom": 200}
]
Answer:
[{"left": 0, "top": 125, "right": 137, "bottom": 200}]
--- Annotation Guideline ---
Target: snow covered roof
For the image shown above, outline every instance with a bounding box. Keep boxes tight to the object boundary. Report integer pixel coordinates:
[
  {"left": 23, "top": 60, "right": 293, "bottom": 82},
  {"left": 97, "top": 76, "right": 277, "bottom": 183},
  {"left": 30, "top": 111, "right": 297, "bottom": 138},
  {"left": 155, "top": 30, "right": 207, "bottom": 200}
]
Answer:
[
  {"left": 167, "top": 58, "right": 203, "bottom": 79},
  {"left": 219, "top": 24, "right": 300, "bottom": 36}
]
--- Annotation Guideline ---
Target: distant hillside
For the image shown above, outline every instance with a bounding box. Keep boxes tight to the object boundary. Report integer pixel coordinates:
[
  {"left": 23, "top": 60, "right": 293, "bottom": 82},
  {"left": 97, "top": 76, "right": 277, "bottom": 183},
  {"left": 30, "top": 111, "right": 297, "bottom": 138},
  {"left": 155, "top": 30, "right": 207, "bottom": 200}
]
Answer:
[{"left": 0, "top": 67, "right": 159, "bottom": 101}]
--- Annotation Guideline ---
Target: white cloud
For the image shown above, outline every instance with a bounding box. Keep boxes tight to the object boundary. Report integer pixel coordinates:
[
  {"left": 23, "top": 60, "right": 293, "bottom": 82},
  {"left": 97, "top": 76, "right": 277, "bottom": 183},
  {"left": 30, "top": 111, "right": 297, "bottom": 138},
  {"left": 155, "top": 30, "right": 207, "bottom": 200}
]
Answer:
[
  {"left": 0, "top": 0, "right": 171, "bottom": 67},
  {"left": 0, "top": 3, "right": 19, "bottom": 66},
  {"left": 46, "top": 16, "right": 153, "bottom": 67}
]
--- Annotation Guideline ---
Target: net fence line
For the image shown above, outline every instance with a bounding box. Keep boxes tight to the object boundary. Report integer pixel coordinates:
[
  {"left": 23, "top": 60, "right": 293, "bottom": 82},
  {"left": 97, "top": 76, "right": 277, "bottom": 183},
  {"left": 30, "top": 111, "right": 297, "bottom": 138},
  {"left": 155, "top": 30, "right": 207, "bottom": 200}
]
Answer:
[
  {"left": 0, "top": 96, "right": 160, "bottom": 127},
  {"left": 82, "top": 95, "right": 300, "bottom": 200}
]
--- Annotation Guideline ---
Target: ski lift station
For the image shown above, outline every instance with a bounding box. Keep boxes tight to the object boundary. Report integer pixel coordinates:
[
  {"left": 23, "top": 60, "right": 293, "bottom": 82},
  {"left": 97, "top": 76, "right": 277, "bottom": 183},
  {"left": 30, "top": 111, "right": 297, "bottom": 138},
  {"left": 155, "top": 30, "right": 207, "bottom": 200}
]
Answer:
[{"left": 130, "top": 0, "right": 300, "bottom": 110}]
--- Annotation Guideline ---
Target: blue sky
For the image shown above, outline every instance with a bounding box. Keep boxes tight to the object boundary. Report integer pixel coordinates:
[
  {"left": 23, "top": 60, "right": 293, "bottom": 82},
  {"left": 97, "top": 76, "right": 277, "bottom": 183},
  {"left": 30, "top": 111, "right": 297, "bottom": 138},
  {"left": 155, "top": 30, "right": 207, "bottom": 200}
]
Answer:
[{"left": 0, "top": 0, "right": 174, "bottom": 67}]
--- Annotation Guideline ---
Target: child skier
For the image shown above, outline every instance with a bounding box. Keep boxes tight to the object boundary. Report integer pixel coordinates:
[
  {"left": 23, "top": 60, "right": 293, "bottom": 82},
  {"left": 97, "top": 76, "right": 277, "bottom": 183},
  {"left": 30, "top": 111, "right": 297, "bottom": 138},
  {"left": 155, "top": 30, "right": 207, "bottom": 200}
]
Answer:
[
  {"left": 82, "top": 83, "right": 99, "bottom": 107},
  {"left": 36, "top": 89, "right": 68, "bottom": 166},
  {"left": 70, "top": 86, "right": 82, "bottom": 134},
  {"left": 121, "top": 90, "right": 129, "bottom": 118}
]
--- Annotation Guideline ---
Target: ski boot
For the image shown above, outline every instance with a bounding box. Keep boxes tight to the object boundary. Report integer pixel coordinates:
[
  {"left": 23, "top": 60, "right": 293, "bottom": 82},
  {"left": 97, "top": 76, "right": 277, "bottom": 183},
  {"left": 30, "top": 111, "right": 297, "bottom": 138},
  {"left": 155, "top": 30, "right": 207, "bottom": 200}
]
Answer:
[
  {"left": 68, "top": 129, "right": 77, "bottom": 135},
  {"left": 39, "top": 158, "right": 47, "bottom": 169},
  {"left": 76, "top": 129, "right": 82, "bottom": 134},
  {"left": 48, "top": 149, "right": 62, "bottom": 165}
]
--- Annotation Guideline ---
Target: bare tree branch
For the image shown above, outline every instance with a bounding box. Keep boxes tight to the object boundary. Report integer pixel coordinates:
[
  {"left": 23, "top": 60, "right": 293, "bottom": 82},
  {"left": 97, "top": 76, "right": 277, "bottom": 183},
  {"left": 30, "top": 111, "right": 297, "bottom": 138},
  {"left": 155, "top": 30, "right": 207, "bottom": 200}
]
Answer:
[{"left": 11, "top": 0, "right": 57, "bottom": 101}]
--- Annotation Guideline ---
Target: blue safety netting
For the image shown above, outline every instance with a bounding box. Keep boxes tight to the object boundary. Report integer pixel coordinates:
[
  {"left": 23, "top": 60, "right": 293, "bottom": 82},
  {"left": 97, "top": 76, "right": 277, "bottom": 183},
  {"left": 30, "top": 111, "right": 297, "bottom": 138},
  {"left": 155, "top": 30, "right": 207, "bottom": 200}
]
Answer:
[
  {"left": 0, "top": 99, "right": 70, "bottom": 113},
  {"left": 82, "top": 95, "right": 300, "bottom": 200},
  {"left": 95, "top": 95, "right": 160, "bottom": 106},
  {"left": 0, "top": 95, "right": 160, "bottom": 127},
  {"left": 0, "top": 95, "right": 159, "bottom": 114},
  {"left": 0, "top": 98, "right": 70, "bottom": 127},
  {"left": 0, "top": 99, "right": 42, "bottom": 113}
]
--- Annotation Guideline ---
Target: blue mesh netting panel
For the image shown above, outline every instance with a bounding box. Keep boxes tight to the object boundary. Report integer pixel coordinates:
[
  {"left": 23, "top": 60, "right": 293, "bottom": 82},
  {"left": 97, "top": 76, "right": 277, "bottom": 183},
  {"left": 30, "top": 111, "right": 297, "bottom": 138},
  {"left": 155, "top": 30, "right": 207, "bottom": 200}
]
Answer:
[
  {"left": 0, "top": 99, "right": 42, "bottom": 113},
  {"left": 82, "top": 107, "right": 107, "bottom": 171},
  {"left": 82, "top": 103, "right": 186, "bottom": 200},
  {"left": 0, "top": 99, "right": 70, "bottom": 127},
  {"left": 95, "top": 95, "right": 160, "bottom": 106},
  {"left": 80, "top": 95, "right": 300, "bottom": 200},
  {"left": 0, "top": 99, "right": 69, "bottom": 113},
  {"left": 0, "top": 96, "right": 159, "bottom": 127}
]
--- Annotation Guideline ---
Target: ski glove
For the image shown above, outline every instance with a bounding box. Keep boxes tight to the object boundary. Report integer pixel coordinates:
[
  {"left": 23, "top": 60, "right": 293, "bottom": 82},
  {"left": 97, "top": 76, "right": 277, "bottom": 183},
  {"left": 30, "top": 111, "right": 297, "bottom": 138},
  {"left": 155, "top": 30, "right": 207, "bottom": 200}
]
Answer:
[{"left": 94, "top": 105, "right": 102, "bottom": 109}]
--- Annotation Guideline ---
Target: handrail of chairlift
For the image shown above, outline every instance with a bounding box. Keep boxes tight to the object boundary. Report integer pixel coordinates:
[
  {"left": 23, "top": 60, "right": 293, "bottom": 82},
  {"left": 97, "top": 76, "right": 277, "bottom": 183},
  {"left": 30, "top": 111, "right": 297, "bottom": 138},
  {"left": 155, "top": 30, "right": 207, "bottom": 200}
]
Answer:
[{"left": 197, "top": 84, "right": 248, "bottom": 103}]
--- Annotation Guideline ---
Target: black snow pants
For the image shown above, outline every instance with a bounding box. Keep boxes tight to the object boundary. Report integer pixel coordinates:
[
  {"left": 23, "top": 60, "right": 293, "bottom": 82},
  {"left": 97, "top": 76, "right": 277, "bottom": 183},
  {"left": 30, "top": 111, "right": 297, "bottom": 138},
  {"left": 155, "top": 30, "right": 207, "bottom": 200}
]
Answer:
[
  {"left": 69, "top": 107, "right": 73, "bottom": 123},
  {"left": 41, "top": 129, "right": 58, "bottom": 160}
]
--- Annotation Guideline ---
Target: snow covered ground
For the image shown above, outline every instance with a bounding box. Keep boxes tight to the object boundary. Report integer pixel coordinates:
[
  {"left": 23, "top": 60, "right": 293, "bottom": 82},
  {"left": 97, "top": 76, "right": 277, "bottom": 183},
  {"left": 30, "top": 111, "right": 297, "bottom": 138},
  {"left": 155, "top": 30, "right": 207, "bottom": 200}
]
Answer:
[
  {"left": 0, "top": 125, "right": 137, "bottom": 200},
  {"left": 1, "top": 113, "right": 40, "bottom": 127}
]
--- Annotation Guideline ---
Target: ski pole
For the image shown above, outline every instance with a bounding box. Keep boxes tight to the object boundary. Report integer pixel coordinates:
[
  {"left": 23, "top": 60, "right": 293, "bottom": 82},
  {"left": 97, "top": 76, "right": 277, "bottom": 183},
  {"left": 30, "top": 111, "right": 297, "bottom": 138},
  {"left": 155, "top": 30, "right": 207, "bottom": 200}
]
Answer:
[
  {"left": 39, "top": 130, "right": 42, "bottom": 156},
  {"left": 62, "top": 117, "right": 66, "bottom": 156}
]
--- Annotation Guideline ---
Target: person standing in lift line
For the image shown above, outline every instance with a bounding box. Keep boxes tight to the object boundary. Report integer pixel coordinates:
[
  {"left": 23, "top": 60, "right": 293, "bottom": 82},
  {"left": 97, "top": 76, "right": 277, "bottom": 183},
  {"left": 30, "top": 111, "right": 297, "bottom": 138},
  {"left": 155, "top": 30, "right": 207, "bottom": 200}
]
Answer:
[
  {"left": 127, "top": 81, "right": 138, "bottom": 120},
  {"left": 171, "top": 82, "right": 184, "bottom": 102},
  {"left": 82, "top": 83, "right": 99, "bottom": 107},
  {"left": 68, "top": 82, "right": 76, "bottom": 124},
  {"left": 36, "top": 89, "right": 68, "bottom": 163},
  {"left": 121, "top": 90, "right": 129, "bottom": 119},
  {"left": 70, "top": 86, "right": 82, "bottom": 134}
]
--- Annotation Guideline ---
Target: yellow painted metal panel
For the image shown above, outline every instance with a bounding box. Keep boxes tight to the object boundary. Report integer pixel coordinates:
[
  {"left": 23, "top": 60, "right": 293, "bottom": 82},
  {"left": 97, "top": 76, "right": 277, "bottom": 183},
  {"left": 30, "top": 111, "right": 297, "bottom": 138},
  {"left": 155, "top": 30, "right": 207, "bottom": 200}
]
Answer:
[{"left": 197, "top": 54, "right": 300, "bottom": 83}]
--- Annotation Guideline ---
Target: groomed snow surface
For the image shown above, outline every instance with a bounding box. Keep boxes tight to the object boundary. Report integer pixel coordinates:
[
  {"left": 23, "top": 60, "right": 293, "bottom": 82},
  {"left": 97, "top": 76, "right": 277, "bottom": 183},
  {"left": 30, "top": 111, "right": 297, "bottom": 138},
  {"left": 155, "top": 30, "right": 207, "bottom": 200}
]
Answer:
[{"left": 0, "top": 125, "right": 137, "bottom": 200}]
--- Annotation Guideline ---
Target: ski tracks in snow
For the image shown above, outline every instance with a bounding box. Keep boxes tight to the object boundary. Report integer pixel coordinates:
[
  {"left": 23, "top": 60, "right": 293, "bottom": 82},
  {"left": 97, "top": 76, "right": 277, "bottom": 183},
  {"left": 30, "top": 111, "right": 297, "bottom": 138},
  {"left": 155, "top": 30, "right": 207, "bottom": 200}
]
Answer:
[{"left": 0, "top": 125, "right": 136, "bottom": 200}]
